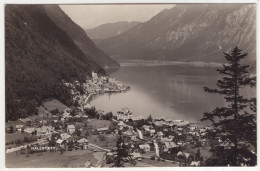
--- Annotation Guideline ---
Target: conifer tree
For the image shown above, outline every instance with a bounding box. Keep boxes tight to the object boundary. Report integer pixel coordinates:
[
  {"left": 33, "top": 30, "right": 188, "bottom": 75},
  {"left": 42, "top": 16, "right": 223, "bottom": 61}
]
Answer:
[
  {"left": 196, "top": 148, "right": 201, "bottom": 161},
  {"left": 201, "top": 47, "right": 256, "bottom": 166},
  {"left": 145, "top": 114, "right": 153, "bottom": 125},
  {"left": 113, "top": 135, "right": 128, "bottom": 167}
]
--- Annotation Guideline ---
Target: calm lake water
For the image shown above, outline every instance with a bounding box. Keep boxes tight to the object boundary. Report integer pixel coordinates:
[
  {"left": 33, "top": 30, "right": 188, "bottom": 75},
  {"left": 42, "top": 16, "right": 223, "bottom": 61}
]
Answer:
[{"left": 90, "top": 63, "right": 255, "bottom": 125}]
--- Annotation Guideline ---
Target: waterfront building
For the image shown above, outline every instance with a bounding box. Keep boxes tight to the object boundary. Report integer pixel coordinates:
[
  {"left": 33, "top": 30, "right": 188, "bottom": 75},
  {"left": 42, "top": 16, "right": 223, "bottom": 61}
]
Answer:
[
  {"left": 117, "top": 107, "right": 133, "bottom": 121},
  {"left": 92, "top": 71, "right": 98, "bottom": 79},
  {"left": 173, "top": 121, "right": 189, "bottom": 127},
  {"left": 84, "top": 103, "right": 92, "bottom": 109},
  {"left": 154, "top": 117, "right": 165, "bottom": 121},
  {"left": 131, "top": 115, "right": 144, "bottom": 122}
]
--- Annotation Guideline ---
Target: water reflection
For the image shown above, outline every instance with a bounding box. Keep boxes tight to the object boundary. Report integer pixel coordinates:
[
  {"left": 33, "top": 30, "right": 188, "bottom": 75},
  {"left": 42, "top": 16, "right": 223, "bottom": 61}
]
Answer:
[{"left": 91, "top": 64, "right": 255, "bottom": 124}]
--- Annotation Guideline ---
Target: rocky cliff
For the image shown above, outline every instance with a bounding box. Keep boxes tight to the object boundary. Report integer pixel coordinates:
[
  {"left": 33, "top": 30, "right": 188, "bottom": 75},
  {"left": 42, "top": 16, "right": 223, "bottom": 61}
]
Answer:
[{"left": 97, "top": 4, "right": 256, "bottom": 67}]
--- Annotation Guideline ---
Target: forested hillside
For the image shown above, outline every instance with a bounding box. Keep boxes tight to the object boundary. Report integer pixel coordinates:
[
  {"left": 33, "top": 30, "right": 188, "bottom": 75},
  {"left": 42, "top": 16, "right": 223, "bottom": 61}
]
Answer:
[
  {"left": 85, "top": 21, "right": 141, "bottom": 41},
  {"left": 5, "top": 5, "right": 105, "bottom": 121},
  {"left": 44, "top": 5, "right": 119, "bottom": 68}
]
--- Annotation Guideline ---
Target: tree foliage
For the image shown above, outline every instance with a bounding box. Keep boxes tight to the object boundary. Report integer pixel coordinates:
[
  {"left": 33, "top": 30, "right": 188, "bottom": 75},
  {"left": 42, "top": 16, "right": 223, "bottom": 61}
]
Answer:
[
  {"left": 84, "top": 107, "right": 99, "bottom": 118},
  {"left": 5, "top": 5, "right": 105, "bottom": 121},
  {"left": 201, "top": 47, "right": 256, "bottom": 166},
  {"left": 113, "top": 135, "right": 129, "bottom": 167},
  {"left": 101, "top": 112, "right": 113, "bottom": 120}
]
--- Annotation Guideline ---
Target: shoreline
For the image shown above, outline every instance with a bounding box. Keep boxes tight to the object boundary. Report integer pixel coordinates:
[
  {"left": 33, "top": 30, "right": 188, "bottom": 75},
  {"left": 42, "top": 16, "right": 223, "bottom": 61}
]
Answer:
[
  {"left": 119, "top": 61, "right": 224, "bottom": 67},
  {"left": 85, "top": 93, "right": 96, "bottom": 103},
  {"left": 85, "top": 85, "right": 206, "bottom": 127}
]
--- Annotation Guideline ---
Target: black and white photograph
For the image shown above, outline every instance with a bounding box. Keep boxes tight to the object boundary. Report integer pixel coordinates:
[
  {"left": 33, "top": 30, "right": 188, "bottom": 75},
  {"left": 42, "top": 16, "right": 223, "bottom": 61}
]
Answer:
[{"left": 3, "top": 0, "right": 257, "bottom": 168}]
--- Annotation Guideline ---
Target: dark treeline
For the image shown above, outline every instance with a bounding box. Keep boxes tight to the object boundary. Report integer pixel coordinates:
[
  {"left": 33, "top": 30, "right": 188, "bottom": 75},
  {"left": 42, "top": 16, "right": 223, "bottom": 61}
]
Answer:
[
  {"left": 5, "top": 5, "right": 105, "bottom": 121},
  {"left": 201, "top": 47, "right": 256, "bottom": 166}
]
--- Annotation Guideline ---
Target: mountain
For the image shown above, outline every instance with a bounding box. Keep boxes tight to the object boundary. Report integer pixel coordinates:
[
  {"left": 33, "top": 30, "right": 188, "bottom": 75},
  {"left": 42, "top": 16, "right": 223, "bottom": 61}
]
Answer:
[
  {"left": 85, "top": 21, "right": 141, "bottom": 41},
  {"left": 5, "top": 5, "right": 106, "bottom": 121},
  {"left": 44, "top": 5, "right": 119, "bottom": 68},
  {"left": 97, "top": 4, "right": 256, "bottom": 66}
]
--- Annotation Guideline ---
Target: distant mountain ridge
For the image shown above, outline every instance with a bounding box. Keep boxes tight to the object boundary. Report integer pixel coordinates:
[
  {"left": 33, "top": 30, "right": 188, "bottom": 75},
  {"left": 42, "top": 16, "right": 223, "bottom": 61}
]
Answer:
[
  {"left": 85, "top": 21, "right": 141, "bottom": 41},
  {"left": 97, "top": 4, "right": 256, "bottom": 67},
  {"left": 44, "top": 5, "right": 119, "bottom": 68}
]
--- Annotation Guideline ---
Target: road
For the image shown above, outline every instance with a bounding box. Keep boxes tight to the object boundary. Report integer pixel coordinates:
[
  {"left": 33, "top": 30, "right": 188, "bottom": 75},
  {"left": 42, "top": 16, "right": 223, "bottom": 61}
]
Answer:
[
  {"left": 87, "top": 143, "right": 110, "bottom": 167},
  {"left": 6, "top": 136, "right": 49, "bottom": 153},
  {"left": 88, "top": 143, "right": 110, "bottom": 152}
]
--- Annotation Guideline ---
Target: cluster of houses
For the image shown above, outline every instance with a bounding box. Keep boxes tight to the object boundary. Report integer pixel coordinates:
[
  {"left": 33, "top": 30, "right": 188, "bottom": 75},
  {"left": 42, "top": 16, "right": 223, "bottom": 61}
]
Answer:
[
  {"left": 7, "top": 89, "right": 213, "bottom": 167},
  {"left": 6, "top": 71, "right": 217, "bottom": 167},
  {"left": 105, "top": 107, "right": 217, "bottom": 166},
  {"left": 6, "top": 100, "right": 211, "bottom": 167},
  {"left": 62, "top": 71, "right": 130, "bottom": 117},
  {"left": 7, "top": 117, "right": 55, "bottom": 137},
  {"left": 64, "top": 71, "right": 129, "bottom": 98}
]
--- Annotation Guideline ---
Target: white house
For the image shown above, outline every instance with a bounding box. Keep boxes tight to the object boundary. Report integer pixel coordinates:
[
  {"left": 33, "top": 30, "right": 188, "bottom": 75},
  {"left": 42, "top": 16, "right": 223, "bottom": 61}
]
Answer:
[
  {"left": 56, "top": 139, "right": 64, "bottom": 146},
  {"left": 137, "top": 129, "right": 143, "bottom": 139},
  {"left": 139, "top": 144, "right": 150, "bottom": 152},
  {"left": 67, "top": 125, "right": 75, "bottom": 134},
  {"left": 190, "top": 126, "right": 198, "bottom": 131},
  {"left": 40, "top": 126, "right": 53, "bottom": 135},
  {"left": 130, "top": 152, "right": 143, "bottom": 161},
  {"left": 190, "top": 161, "right": 201, "bottom": 166},
  {"left": 143, "top": 125, "right": 151, "bottom": 132},
  {"left": 60, "top": 133, "right": 71, "bottom": 140},
  {"left": 220, "top": 138, "right": 235, "bottom": 149},
  {"left": 163, "top": 142, "right": 178, "bottom": 152},
  {"left": 123, "top": 128, "right": 138, "bottom": 140},
  {"left": 92, "top": 71, "right": 98, "bottom": 79},
  {"left": 16, "top": 125, "right": 24, "bottom": 132},
  {"left": 78, "top": 138, "right": 89, "bottom": 144},
  {"left": 24, "top": 127, "right": 35, "bottom": 134},
  {"left": 97, "top": 127, "right": 109, "bottom": 134},
  {"left": 177, "top": 151, "right": 190, "bottom": 159},
  {"left": 117, "top": 108, "right": 132, "bottom": 121},
  {"left": 78, "top": 138, "right": 89, "bottom": 149},
  {"left": 84, "top": 160, "right": 93, "bottom": 168},
  {"left": 149, "top": 129, "right": 156, "bottom": 136},
  {"left": 157, "top": 131, "right": 164, "bottom": 137}
]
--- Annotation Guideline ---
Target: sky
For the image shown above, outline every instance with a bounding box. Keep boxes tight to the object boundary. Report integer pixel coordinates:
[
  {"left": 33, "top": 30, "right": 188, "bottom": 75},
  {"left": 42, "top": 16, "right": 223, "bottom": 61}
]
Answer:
[{"left": 60, "top": 4, "right": 175, "bottom": 29}]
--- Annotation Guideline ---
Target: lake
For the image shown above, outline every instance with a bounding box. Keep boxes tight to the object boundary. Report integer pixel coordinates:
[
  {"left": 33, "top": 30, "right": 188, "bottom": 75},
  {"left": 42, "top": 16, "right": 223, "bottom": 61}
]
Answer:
[{"left": 90, "top": 63, "right": 255, "bottom": 125}]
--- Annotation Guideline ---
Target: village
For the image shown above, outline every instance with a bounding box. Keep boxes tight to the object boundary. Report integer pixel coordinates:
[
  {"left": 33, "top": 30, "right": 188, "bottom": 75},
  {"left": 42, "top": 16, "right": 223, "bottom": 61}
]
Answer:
[{"left": 5, "top": 71, "right": 235, "bottom": 167}]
